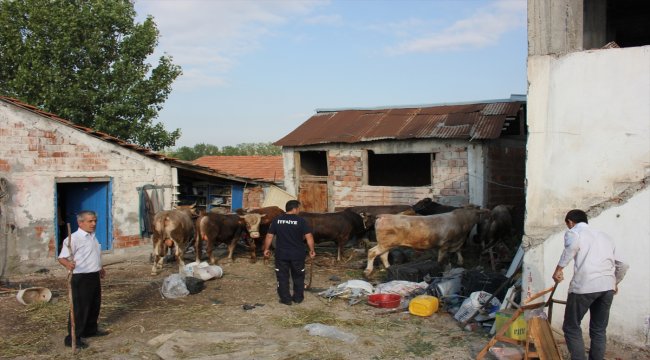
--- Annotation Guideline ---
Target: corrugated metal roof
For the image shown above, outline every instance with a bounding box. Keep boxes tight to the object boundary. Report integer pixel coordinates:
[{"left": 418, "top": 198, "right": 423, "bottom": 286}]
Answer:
[
  {"left": 0, "top": 96, "right": 257, "bottom": 184},
  {"left": 275, "top": 100, "right": 524, "bottom": 146}
]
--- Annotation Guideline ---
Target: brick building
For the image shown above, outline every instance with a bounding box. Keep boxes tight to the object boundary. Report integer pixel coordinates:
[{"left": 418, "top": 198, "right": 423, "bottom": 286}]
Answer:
[
  {"left": 0, "top": 97, "right": 255, "bottom": 276},
  {"left": 275, "top": 96, "right": 527, "bottom": 221}
]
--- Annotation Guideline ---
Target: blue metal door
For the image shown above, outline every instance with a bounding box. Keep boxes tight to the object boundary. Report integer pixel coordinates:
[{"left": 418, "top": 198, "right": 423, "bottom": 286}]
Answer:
[
  {"left": 56, "top": 181, "right": 111, "bottom": 252},
  {"left": 231, "top": 184, "right": 243, "bottom": 211}
]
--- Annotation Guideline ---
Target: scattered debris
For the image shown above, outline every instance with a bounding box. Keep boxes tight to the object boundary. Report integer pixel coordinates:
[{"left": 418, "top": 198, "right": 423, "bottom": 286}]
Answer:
[{"left": 318, "top": 279, "right": 373, "bottom": 305}]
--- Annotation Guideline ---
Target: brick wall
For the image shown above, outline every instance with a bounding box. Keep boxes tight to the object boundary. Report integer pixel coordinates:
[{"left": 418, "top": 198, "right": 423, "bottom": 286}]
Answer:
[
  {"left": 0, "top": 102, "right": 172, "bottom": 269},
  {"left": 327, "top": 146, "right": 470, "bottom": 209},
  {"left": 243, "top": 186, "right": 265, "bottom": 209}
]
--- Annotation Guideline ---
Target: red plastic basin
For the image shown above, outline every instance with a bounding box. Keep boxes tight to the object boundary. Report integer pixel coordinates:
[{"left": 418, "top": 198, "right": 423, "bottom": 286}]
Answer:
[{"left": 367, "top": 293, "right": 401, "bottom": 308}]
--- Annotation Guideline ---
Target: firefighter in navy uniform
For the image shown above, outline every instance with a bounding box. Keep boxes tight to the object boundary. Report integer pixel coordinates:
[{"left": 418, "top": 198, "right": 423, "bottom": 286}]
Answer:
[{"left": 263, "top": 200, "right": 316, "bottom": 305}]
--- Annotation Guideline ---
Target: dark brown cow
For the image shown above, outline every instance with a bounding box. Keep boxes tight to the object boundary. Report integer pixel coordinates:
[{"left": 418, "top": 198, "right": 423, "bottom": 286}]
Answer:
[
  {"left": 195, "top": 213, "right": 264, "bottom": 265},
  {"left": 412, "top": 197, "right": 459, "bottom": 215},
  {"left": 477, "top": 204, "right": 515, "bottom": 249},
  {"left": 364, "top": 206, "right": 489, "bottom": 277},
  {"left": 151, "top": 209, "right": 195, "bottom": 275},
  {"left": 299, "top": 209, "right": 368, "bottom": 261}
]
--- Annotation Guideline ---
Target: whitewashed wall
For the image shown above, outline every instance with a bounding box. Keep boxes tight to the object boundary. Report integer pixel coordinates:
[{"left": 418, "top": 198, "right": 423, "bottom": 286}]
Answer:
[
  {"left": 0, "top": 102, "right": 174, "bottom": 273},
  {"left": 525, "top": 46, "right": 650, "bottom": 346}
]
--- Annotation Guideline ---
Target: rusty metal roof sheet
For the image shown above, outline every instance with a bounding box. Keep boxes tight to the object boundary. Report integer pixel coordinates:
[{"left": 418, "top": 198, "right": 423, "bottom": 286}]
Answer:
[
  {"left": 0, "top": 96, "right": 259, "bottom": 184},
  {"left": 275, "top": 99, "right": 524, "bottom": 146}
]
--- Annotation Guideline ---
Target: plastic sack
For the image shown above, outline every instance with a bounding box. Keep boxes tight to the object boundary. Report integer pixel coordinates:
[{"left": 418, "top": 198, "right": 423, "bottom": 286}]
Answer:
[
  {"left": 183, "top": 276, "right": 205, "bottom": 295},
  {"left": 304, "top": 323, "right": 357, "bottom": 343},
  {"left": 161, "top": 273, "right": 189, "bottom": 298},
  {"left": 454, "top": 290, "right": 501, "bottom": 322},
  {"left": 374, "top": 280, "right": 428, "bottom": 297}
]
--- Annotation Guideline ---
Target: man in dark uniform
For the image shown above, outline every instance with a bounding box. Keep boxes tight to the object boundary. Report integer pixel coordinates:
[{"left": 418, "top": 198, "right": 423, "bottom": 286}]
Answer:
[{"left": 263, "top": 200, "right": 315, "bottom": 305}]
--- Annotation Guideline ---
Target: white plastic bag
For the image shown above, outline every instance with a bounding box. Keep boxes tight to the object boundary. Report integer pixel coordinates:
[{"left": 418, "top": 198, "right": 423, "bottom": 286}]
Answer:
[
  {"left": 454, "top": 290, "right": 501, "bottom": 322},
  {"left": 304, "top": 323, "right": 357, "bottom": 343},
  {"left": 161, "top": 273, "right": 189, "bottom": 298}
]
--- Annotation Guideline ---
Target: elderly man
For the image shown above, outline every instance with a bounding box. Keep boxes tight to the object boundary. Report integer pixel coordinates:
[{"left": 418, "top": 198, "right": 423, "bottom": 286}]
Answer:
[
  {"left": 58, "top": 210, "right": 108, "bottom": 349},
  {"left": 552, "top": 209, "right": 629, "bottom": 360}
]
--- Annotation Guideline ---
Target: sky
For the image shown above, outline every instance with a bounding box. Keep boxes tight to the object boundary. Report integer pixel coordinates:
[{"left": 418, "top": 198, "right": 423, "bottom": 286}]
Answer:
[{"left": 133, "top": 0, "right": 528, "bottom": 149}]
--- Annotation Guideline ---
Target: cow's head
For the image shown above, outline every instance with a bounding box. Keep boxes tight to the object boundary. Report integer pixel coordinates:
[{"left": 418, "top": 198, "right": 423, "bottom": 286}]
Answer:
[
  {"left": 240, "top": 213, "right": 266, "bottom": 239},
  {"left": 358, "top": 212, "right": 376, "bottom": 230}
]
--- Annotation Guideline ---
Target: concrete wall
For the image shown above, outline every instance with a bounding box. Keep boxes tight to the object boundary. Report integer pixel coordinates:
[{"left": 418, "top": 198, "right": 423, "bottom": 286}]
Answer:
[
  {"left": 524, "top": 45, "right": 650, "bottom": 346},
  {"left": 528, "top": 0, "right": 583, "bottom": 55},
  {"left": 282, "top": 139, "right": 486, "bottom": 210},
  {"left": 0, "top": 102, "right": 174, "bottom": 275}
]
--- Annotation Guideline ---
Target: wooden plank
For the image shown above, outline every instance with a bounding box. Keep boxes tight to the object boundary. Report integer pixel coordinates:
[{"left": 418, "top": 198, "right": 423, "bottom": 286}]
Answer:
[{"left": 528, "top": 317, "right": 562, "bottom": 360}]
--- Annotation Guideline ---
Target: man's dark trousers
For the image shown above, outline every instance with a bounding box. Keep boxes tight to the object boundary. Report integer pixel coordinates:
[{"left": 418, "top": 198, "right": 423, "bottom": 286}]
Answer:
[
  {"left": 66, "top": 271, "right": 101, "bottom": 343},
  {"left": 563, "top": 290, "right": 614, "bottom": 360},
  {"left": 275, "top": 258, "right": 306, "bottom": 303}
]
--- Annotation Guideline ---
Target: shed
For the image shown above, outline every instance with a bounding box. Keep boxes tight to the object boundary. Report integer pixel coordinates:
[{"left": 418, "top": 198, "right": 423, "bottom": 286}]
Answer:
[
  {"left": 193, "top": 155, "right": 284, "bottom": 209},
  {"left": 275, "top": 95, "right": 527, "bottom": 221},
  {"left": 0, "top": 96, "right": 256, "bottom": 275}
]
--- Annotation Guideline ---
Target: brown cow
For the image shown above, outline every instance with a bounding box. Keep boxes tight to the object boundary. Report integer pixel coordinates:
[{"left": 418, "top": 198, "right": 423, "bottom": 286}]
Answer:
[
  {"left": 240, "top": 206, "right": 284, "bottom": 262},
  {"left": 364, "top": 206, "right": 489, "bottom": 277},
  {"left": 151, "top": 209, "right": 195, "bottom": 275},
  {"left": 344, "top": 205, "right": 416, "bottom": 244},
  {"left": 195, "top": 213, "right": 265, "bottom": 265},
  {"left": 299, "top": 209, "right": 368, "bottom": 261}
]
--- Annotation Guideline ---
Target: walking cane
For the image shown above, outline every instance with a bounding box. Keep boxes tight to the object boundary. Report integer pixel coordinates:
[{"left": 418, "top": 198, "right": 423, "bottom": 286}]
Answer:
[
  {"left": 66, "top": 223, "right": 76, "bottom": 352},
  {"left": 306, "top": 257, "right": 314, "bottom": 289}
]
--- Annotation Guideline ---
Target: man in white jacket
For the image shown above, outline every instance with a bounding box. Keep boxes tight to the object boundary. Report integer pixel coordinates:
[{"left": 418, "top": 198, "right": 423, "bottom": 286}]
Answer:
[{"left": 552, "top": 209, "right": 629, "bottom": 360}]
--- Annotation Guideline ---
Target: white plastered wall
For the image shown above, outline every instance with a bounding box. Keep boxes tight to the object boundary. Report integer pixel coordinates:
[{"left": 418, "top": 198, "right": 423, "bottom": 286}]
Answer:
[{"left": 524, "top": 46, "right": 650, "bottom": 346}]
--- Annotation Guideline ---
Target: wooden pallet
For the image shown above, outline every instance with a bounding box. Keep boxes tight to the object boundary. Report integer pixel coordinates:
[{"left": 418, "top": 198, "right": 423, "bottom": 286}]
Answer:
[{"left": 476, "top": 285, "right": 564, "bottom": 360}]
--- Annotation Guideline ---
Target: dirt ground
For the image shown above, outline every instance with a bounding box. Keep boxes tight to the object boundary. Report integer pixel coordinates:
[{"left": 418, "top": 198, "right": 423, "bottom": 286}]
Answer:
[{"left": 0, "top": 245, "right": 647, "bottom": 360}]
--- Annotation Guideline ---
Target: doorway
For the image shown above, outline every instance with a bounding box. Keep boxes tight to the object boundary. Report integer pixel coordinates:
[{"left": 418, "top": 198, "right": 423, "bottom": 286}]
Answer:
[{"left": 55, "top": 180, "right": 112, "bottom": 255}]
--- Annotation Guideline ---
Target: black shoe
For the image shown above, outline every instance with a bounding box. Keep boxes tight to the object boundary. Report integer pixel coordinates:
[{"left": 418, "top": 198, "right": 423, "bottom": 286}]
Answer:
[
  {"left": 292, "top": 298, "right": 303, "bottom": 304},
  {"left": 64, "top": 338, "right": 88, "bottom": 349},
  {"left": 279, "top": 299, "right": 292, "bottom": 305},
  {"left": 82, "top": 329, "right": 110, "bottom": 337}
]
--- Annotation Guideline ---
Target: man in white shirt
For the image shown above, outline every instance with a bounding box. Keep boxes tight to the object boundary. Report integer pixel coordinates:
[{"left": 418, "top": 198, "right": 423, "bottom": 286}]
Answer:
[
  {"left": 58, "top": 210, "right": 108, "bottom": 349},
  {"left": 552, "top": 209, "right": 628, "bottom": 360}
]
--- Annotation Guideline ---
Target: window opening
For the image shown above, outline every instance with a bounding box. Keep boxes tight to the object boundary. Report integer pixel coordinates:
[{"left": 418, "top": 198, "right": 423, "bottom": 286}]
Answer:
[{"left": 368, "top": 151, "right": 432, "bottom": 186}]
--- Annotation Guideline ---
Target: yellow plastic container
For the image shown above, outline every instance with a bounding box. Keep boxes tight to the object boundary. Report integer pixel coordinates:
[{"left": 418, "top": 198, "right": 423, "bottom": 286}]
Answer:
[
  {"left": 494, "top": 309, "right": 527, "bottom": 341},
  {"left": 408, "top": 295, "right": 439, "bottom": 317}
]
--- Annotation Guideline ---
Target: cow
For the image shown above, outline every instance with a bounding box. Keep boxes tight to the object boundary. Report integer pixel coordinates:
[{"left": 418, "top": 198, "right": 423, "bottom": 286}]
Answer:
[
  {"left": 239, "top": 206, "right": 285, "bottom": 262},
  {"left": 298, "top": 209, "right": 369, "bottom": 261},
  {"left": 344, "top": 205, "right": 416, "bottom": 245},
  {"left": 195, "top": 212, "right": 265, "bottom": 265},
  {"left": 363, "top": 206, "right": 490, "bottom": 278},
  {"left": 411, "top": 197, "right": 459, "bottom": 215},
  {"left": 151, "top": 209, "right": 195, "bottom": 275},
  {"left": 476, "top": 204, "right": 516, "bottom": 250}
]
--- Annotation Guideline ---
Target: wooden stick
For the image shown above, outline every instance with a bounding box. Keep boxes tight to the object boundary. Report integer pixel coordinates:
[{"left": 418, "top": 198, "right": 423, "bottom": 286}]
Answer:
[
  {"left": 306, "top": 257, "right": 314, "bottom": 289},
  {"left": 66, "top": 223, "right": 76, "bottom": 352},
  {"left": 524, "top": 285, "right": 555, "bottom": 304}
]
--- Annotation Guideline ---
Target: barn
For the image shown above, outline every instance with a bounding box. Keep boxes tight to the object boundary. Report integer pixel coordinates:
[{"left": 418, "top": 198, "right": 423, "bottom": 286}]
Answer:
[
  {"left": 193, "top": 155, "right": 288, "bottom": 209},
  {"left": 0, "top": 96, "right": 257, "bottom": 276},
  {"left": 274, "top": 95, "right": 527, "bottom": 222}
]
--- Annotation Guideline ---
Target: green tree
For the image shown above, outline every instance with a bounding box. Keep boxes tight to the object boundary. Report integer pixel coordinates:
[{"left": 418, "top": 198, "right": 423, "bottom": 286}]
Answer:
[
  {"left": 0, "top": 0, "right": 182, "bottom": 150},
  {"left": 166, "top": 142, "right": 281, "bottom": 161}
]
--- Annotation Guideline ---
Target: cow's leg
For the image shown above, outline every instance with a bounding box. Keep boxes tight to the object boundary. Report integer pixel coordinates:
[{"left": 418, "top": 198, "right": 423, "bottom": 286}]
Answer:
[
  {"left": 226, "top": 228, "right": 243, "bottom": 263},
  {"left": 248, "top": 236, "right": 258, "bottom": 263},
  {"left": 151, "top": 241, "right": 163, "bottom": 275},
  {"left": 379, "top": 251, "right": 391, "bottom": 269},
  {"left": 456, "top": 251, "right": 464, "bottom": 265},
  {"left": 195, "top": 231, "right": 202, "bottom": 263},
  {"left": 173, "top": 240, "right": 186, "bottom": 274},
  {"left": 337, "top": 238, "right": 344, "bottom": 262},
  {"left": 364, "top": 244, "right": 389, "bottom": 278},
  {"left": 206, "top": 236, "right": 217, "bottom": 265}
]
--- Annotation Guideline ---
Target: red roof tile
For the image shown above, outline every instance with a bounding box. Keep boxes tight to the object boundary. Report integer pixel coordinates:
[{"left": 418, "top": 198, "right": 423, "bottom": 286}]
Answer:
[{"left": 193, "top": 156, "right": 284, "bottom": 182}]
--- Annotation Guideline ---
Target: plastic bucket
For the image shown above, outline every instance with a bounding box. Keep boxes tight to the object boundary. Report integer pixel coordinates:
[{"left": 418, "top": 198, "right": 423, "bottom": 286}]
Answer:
[
  {"left": 16, "top": 287, "right": 52, "bottom": 305},
  {"left": 367, "top": 293, "right": 401, "bottom": 308}
]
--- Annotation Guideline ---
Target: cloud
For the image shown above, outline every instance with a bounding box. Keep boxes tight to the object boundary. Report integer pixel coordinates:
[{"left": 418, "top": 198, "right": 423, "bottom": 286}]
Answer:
[
  {"left": 303, "top": 14, "right": 343, "bottom": 25},
  {"left": 386, "top": 0, "right": 526, "bottom": 55},
  {"left": 134, "top": 0, "right": 328, "bottom": 89}
]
